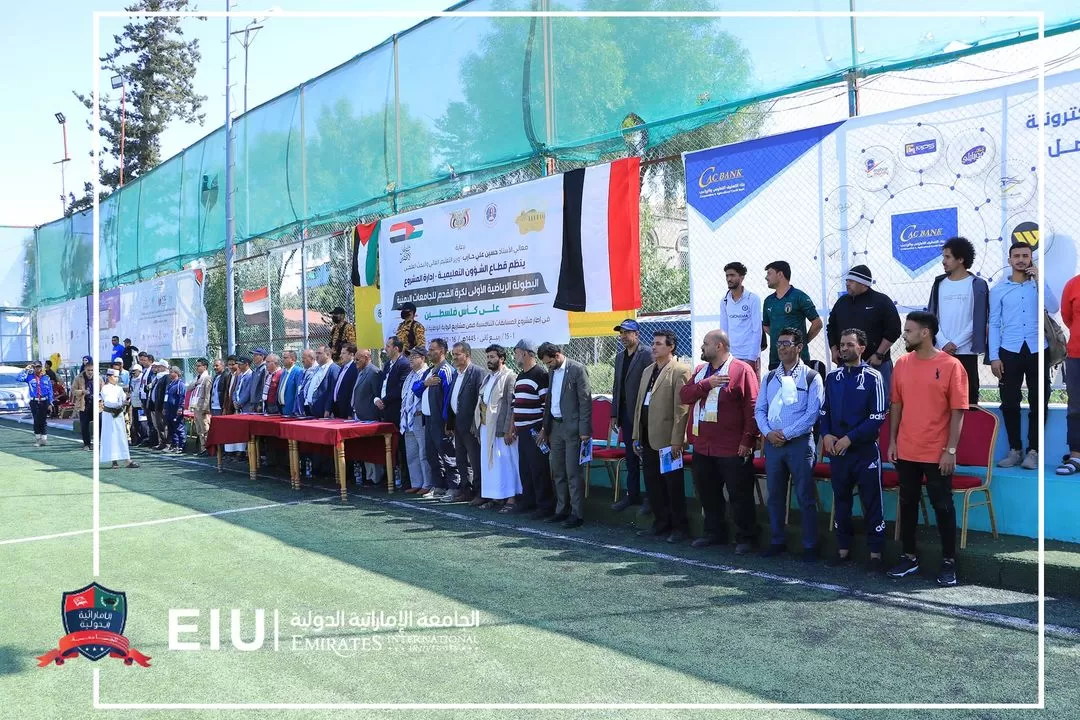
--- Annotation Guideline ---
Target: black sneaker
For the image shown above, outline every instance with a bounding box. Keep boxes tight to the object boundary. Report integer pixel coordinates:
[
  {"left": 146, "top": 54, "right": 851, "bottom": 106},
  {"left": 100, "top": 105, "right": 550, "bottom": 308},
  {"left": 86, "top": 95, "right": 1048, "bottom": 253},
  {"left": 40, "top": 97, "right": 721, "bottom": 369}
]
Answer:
[
  {"left": 887, "top": 555, "right": 920, "bottom": 578},
  {"left": 761, "top": 544, "right": 786, "bottom": 558},
  {"left": 825, "top": 553, "right": 852, "bottom": 568},
  {"left": 936, "top": 559, "right": 958, "bottom": 586},
  {"left": 866, "top": 556, "right": 885, "bottom": 575}
]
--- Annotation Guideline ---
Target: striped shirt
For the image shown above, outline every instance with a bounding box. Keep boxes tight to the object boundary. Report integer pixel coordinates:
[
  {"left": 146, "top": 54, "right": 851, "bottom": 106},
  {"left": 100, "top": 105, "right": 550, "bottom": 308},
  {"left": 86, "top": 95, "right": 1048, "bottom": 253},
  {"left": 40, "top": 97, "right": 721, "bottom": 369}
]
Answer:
[{"left": 513, "top": 364, "right": 548, "bottom": 429}]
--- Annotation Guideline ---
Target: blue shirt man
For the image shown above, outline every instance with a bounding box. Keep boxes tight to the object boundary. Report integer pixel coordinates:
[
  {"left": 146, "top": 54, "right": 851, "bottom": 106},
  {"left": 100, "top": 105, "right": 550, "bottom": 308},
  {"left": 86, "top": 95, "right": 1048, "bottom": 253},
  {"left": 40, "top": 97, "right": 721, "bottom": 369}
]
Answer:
[{"left": 753, "top": 328, "right": 824, "bottom": 557}]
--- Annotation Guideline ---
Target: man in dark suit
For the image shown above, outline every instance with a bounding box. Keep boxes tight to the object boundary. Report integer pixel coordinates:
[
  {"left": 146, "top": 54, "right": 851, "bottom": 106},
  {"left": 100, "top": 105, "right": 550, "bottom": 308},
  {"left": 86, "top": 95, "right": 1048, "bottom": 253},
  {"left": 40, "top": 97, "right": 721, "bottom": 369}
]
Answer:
[
  {"left": 415, "top": 338, "right": 458, "bottom": 499},
  {"left": 351, "top": 349, "right": 383, "bottom": 421},
  {"left": 233, "top": 357, "right": 255, "bottom": 413},
  {"left": 328, "top": 344, "right": 358, "bottom": 419},
  {"left": 610, "top": 319, "right": 652, "bottom": 513},
  {"left": 445, "top": 341, "right": 484, "bottom": 503},
  {"left": 375, "top": 336, "right": 412, "bottom": 488},
  {"left": 538, "top": 342, "right": 592, "bottom": 528},
  {"left": 309, "top": 346, "right": 340, "bottom": 420},
  {"left": 249, "top": 348, "right": 269, "bottom": 413}
]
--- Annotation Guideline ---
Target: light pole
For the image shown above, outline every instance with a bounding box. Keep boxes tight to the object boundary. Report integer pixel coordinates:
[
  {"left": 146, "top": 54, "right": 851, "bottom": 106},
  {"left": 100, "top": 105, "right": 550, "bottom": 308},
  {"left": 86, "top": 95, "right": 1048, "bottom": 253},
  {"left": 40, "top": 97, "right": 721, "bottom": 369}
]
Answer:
[
  {"left": 230, "top": 19, "right": 263, "bottom": 240},
  {"left": 111, "top": 75, "right": 126, "bottom": 185},
  {"left": 230, "top": 20, "right": 264, "bottom": 114},
  {"left": 53, "top": 113, "right": 70, "bottom": 214},
  {"left": 225, "top": 1, "right": 237, "bottom": 355}
]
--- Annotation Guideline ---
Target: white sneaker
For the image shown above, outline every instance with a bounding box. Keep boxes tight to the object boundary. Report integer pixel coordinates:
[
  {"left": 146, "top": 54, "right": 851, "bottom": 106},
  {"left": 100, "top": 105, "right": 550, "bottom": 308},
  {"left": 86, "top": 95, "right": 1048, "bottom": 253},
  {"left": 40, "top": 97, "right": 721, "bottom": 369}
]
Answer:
[
  {"left": 41, "top": 436, "right": 47, "bottom": 446},
  {"left": 1020, "top": 450, "right": 1039, "bottom": 470},
  {"left": 33, "top": 435, "right": 41, "bottom": 446},
  {"left": 997, "top": 449, "right": 1023, "bottom": 468}
]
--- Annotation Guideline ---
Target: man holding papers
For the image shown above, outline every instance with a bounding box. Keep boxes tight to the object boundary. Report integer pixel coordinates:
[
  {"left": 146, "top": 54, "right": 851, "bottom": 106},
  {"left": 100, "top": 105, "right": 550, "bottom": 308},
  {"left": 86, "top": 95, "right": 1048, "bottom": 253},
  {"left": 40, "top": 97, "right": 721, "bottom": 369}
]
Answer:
[
  {"left": 680, "top": 329, "right": 760, "bottom": 553},
  {"left": 632, "top": 330, "right": 692, "bottom": 544}
]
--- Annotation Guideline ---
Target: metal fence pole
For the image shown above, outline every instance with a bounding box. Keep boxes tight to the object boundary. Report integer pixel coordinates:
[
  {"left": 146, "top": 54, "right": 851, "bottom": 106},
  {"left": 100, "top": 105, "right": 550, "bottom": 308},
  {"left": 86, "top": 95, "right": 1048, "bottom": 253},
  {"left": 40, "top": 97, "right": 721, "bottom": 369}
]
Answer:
[{"left": 224, "top": 4, "right": 237, "bottom": 356}]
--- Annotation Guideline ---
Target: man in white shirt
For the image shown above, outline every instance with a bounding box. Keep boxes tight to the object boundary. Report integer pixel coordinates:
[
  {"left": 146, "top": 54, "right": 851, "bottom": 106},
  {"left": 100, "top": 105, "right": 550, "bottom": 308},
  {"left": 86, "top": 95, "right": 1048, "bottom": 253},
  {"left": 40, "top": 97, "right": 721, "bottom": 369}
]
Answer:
[
  {"left": 718, "top": 261, "right": 763, "bottom": 375},
  {"left": 926, "top": 237, "right": 989, "bottom": 406}
]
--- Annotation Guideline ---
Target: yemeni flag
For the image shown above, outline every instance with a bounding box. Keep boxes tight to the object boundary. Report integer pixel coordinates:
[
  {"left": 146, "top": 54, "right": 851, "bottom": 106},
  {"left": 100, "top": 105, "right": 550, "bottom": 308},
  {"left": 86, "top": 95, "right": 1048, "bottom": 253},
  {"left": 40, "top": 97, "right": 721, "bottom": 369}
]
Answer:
[
  {"left": 242, "top": 287, "right": 270, "bottom": 325},
  {"left": 555, "top": 156, "right": 641, "bottom": 312},
  {"left": 350, "top": 221, "right": 380, "bottom": 287}
]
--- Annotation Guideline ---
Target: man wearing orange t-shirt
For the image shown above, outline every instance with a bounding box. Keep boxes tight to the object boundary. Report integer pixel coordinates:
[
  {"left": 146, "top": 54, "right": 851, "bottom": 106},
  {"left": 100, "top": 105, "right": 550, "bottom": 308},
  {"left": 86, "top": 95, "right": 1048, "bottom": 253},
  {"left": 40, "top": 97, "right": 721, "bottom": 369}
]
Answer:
[
  {"left": 1059, "top": 274, "right": 1080, "bottom": 475},
  {"left": 886, "top": 311, "right": 968, "bottom": 587}
]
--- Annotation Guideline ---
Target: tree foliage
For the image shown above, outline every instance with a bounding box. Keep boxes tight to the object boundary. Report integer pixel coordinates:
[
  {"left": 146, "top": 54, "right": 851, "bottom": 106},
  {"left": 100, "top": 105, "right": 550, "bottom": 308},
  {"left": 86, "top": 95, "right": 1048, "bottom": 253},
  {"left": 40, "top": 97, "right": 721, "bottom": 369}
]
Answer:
[{"left": 68, "top": 0, "right": 206, "bottom": 214}]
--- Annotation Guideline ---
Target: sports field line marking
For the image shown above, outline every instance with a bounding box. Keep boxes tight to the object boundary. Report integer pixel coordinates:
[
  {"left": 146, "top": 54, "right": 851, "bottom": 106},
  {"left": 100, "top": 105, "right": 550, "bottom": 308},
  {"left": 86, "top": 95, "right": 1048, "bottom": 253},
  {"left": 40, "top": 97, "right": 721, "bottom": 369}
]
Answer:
[
  {"left": 368, "top": 496, "right": 1080, "bottom": 643},
  {"left": 0, "top": 495, "right": 337, "bottom": 547}
]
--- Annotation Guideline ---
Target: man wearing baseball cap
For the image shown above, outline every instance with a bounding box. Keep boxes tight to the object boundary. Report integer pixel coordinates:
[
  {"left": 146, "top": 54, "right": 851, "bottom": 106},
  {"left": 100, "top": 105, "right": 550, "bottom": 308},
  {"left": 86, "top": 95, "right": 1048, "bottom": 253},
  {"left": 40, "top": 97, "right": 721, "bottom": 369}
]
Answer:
[
  {"left": 826, "top": 264, "right": 901, "bottom": 393},
  {"left": 610, "top": 319, "right": 651, "bottom": 514},
  {"left": 328, "top": 307, "right": 356, "bottom": 362},
  {"left": 396, "top": 302, "right": 426, "bottom": 353},
  {"left": 18, "top": 361, "right": 54, "bottom": 446}
]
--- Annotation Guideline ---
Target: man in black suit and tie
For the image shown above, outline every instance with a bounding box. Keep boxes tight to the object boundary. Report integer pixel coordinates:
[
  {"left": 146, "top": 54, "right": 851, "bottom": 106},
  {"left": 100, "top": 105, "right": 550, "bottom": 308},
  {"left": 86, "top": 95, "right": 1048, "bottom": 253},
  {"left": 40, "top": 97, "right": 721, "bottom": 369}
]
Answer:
[
  {"left": 328, "top": 344, "right": 359, "bottom": 419},
  {"left": 446, "top": 341, "right": 484, "bottom": 503},
  {"left": 375, "top": 337, "right": 412, "bottom": 488}
]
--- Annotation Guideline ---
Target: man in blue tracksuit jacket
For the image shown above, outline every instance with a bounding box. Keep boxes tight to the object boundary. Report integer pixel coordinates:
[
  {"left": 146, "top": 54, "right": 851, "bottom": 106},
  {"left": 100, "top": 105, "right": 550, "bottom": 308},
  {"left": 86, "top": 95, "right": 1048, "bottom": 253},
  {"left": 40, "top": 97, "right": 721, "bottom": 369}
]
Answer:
[
  {"left": 819, "top": 327, "right": 888, "bottom": 571},
  {"left": 164, "top": 365, "right": 187, "bottom": 453}
]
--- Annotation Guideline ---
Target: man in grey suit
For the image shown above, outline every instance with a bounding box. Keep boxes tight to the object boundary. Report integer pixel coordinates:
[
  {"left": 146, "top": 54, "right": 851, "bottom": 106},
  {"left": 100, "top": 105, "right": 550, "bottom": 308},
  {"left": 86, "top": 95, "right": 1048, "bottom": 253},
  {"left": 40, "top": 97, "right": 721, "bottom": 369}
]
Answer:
[
  {"left": 446, "top": 341, "right": 484, "bottom": 503},
  {"left": 249, "top": 348, "right": 269, "bottom": 413},
  {"left": 538, "top": 342, "right": 592, "bottom": 528},
  {"left": 610, "top": 319, "right": 652, "bottom": 514},
  {"left": 351, "top": 348, "right": 384, "bottom": 486}
]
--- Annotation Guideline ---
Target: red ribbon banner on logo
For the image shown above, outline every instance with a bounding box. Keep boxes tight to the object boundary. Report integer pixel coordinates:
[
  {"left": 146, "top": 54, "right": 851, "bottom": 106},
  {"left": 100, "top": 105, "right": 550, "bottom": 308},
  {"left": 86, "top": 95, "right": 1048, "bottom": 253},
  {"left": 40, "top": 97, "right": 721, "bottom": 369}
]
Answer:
[{"left": 37, "top": 630, "right": 151, "bottom": 667}]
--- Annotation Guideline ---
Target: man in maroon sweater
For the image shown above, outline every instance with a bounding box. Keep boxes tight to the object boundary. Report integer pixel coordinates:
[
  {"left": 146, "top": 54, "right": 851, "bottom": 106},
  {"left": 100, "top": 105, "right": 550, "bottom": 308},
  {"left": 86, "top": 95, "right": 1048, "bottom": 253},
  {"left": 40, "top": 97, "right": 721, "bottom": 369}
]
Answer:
[{"left": 680, "top": 329, "right": 760, "bottom": 552}]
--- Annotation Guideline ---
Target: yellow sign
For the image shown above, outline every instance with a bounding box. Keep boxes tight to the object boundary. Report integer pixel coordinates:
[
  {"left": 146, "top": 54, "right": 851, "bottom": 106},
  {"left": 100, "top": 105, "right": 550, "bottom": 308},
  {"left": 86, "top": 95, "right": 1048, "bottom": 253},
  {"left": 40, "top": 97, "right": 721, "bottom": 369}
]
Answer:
[
  {"left": 569, "top": 310, "right": 636, "bottom": 338},
  {"left": 352, "top": 285, "right": 384, "bottom": 348},
  {"left": 515, "top": 210, "right": 546, "bottom": 234}
]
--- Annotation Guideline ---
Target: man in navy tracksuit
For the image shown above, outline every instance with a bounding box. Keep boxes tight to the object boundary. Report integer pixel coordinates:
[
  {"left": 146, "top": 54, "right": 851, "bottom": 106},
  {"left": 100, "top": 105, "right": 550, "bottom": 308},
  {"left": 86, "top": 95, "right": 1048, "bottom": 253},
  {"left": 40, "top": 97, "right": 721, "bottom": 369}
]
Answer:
[{"left": 820, "top": 327, "right": 888, "bottom": 573}]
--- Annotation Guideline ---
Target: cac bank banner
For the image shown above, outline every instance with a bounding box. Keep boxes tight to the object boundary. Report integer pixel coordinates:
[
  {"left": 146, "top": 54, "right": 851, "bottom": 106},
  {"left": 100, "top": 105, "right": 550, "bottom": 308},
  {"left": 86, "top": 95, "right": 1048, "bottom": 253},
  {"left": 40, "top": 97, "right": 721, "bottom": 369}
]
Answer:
[
  {"left": 378, "top": 158, "right": 641, "bottom": 347},
  {"left": 685, "top": 69, "right": 1079, "bottom": 354},
  {"left": 37, "top": 297, "right": 91, "bottom": 366},
  {"left": 98, "top": 270, "right": 208, "bottom": 360}
]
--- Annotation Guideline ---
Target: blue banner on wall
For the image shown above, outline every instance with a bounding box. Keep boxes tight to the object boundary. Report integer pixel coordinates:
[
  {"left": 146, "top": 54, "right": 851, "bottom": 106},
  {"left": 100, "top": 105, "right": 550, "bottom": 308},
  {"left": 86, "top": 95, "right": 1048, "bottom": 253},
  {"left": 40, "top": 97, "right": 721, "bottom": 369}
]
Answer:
[
  {"left": 684, "top": 121, "right": 843, "bottom": 225},
  {"left": 890, "top": 206, "right": 958, "bottom": 274}
]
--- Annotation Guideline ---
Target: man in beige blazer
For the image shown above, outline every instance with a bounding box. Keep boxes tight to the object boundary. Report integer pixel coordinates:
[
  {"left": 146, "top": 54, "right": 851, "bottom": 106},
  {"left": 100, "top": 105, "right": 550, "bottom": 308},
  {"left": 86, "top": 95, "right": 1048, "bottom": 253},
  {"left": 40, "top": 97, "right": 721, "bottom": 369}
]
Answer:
[
  {"left": 632, "top": 330, "right": 692, "bottom": 543},
  {"left": 191, "top": 358, "right": 213, "bottom": 454}
]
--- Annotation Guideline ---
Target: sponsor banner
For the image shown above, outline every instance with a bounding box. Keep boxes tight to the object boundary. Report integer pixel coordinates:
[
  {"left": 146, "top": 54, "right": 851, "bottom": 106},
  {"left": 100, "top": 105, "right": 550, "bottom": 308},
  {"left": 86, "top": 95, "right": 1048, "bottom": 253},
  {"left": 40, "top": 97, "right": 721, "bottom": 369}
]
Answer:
[
  {"left": 379, "top": 175, "right": 571, "bottom": 347},
  {"left": 685, "top": 69, "right": 1080, "bottom": 358},
  {"left": 37, "top": 297, "right": 91, "bottom": 366},
  {"left": 97, "top": 270, "right": 208, "bottom": 359}
]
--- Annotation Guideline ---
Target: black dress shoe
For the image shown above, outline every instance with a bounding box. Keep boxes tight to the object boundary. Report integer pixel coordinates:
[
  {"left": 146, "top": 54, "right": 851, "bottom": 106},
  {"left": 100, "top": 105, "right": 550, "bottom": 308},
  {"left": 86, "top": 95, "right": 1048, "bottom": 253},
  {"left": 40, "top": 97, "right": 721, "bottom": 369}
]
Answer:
[
  {"left": 611, "top": 496, "right": 640, "bottom": 512},
  {"left": 666, "top": 530, "right": 687, "bottom": 544},
  {"left": 761, "top": 544, "right": 786, "bottom": 558},
  {"left": 561, "top": 516, "right": 583, "bottom": 529},
  {"left": 545, "top": 513, "right": 570, "bottom": 524},
  {"left": 531, "top": 508, "right": 555, "bottom": 520}
]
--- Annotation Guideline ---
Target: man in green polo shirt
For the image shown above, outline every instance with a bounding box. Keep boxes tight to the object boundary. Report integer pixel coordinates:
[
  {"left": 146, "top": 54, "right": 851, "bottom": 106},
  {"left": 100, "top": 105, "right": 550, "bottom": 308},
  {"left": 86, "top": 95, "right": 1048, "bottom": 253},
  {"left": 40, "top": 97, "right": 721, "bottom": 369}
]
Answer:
[{"left": 762, "top": 260, "right": 823, "bottom": 370}]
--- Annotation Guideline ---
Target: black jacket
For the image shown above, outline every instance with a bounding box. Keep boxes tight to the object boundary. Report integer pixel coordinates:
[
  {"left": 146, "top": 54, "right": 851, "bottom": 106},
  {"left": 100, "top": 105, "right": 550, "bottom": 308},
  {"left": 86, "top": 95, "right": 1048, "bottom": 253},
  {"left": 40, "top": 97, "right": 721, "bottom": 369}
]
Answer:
[{"left": 826, "top": 288, "right": 902, "bottom": 361}]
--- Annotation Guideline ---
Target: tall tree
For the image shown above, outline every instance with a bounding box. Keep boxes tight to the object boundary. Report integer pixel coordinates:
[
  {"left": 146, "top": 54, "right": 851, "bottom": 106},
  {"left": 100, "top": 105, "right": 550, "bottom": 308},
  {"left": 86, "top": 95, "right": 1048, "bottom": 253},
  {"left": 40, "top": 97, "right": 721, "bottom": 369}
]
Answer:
[{"left": 68, "top": 0, "right": 206, "bottom": 214}]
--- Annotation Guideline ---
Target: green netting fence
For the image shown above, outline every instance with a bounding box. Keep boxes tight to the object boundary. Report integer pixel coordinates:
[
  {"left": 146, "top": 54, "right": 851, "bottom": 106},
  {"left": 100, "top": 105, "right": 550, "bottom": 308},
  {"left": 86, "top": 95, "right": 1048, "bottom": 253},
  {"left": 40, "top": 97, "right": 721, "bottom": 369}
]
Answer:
[{"left": 24, "top": 3, "right": 1079, "bottom": 304}]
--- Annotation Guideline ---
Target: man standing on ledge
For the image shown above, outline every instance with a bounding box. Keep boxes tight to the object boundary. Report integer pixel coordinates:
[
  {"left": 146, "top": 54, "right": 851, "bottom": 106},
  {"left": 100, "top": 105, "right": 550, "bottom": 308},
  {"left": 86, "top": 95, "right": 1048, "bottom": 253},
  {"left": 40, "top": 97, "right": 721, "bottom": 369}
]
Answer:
[
  {"left": 886, "top": 311, "right": 968, "bottom": 586},
  {"left": 328, "top": 306, "right": 356, "bottom": 363},
  {"left": 826, "top": 265, "right": 901, "bottom": 393},
  {"left": 396, "top": 302, "right": 426, "bottom": 353},
  {"left": 610, "top": 319, "right": 651, "bottom": 514},
  {"left": 762, "top": 261, "right": 822, "bottom": 371},
  {"left": 539, "top": 342, "right": 591, "bottom": 528}
]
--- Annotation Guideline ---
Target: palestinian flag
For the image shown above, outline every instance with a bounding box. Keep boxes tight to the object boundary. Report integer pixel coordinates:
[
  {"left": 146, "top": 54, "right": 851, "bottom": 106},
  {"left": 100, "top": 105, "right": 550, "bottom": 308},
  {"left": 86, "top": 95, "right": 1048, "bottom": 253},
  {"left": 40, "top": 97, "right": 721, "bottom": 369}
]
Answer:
[
  {"left": 350, "top": 220, "right": 379, "bottom": 287},
  {"left": 242, "top": 287, "right": 269, "bottom": 325},
  {"left": 554, "top": 156, "right": 641, "bottom": 312}
]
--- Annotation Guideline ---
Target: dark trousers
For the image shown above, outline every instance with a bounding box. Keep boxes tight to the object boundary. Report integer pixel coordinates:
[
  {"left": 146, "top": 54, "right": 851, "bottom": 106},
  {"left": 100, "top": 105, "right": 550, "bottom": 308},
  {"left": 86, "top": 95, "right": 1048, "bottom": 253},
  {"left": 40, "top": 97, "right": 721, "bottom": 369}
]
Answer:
[
  {"left": 619, "top": 408, "right": 642, "bottom": 498},
  {"left": 955, "top": 353, "right": 981, "bottom": 406},
  {"left": 641, "top": 445, "right": 688, "bottom": 534},
  {"left": 691, "top": 452, "right": 757, "bottom": 543},
  {"left": 31, "top": 400, "right": 49, "bottom": 435},
  {"left": 423, "top": 415, "right": 458, "bottom": 489},
  {"left": 79, "top": 407, "right": 93, "bottom": 447},
  {"left": 453, "top": 424, "right": 481, "bottom": 494},
  {"left": 830, "top": 444, "right": 885, "bottom": 553},
  {"left": 518, "top": 425, "right": 553, "bottom": 512},
  {"left": 385, "top": 402, "right": 409, "bottom": 486},
  {"left": 167, "top": 411, "right": 186, "bottom": 449},
  {"left": 1067, "top": 358, "right": 1080, "bottom": 453},
  {"left": 145, "top": 405, "right": 158, "bottom": 445},
  {"left": 130, "top": 407, "right": 148, "bottom": 445},
  {"left": 764, "top": 435, "right": 818, "bottom": 549},
  {"left": 896, "top": 459, "right": 956, "bottom": 558},
  {"left": 999, "top": 343, "right": 1048, "bottom": 452}
]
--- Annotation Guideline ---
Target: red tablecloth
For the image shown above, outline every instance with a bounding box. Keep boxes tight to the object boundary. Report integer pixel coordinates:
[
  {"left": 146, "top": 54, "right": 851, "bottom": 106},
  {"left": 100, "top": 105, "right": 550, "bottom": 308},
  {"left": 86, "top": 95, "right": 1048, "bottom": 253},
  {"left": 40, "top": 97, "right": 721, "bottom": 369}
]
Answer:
[
  {"left": 204, "top": 414, "right": 251, "bottom": 452},
  {"left": 278, "top": 419, "right": 398, "bottom": 465}
]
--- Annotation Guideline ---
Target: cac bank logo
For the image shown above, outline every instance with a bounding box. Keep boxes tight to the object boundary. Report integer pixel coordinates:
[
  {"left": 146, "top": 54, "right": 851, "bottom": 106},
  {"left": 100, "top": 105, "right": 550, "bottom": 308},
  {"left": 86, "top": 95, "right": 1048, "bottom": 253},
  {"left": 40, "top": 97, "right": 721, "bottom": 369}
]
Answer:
[
  {"left": 515, "top": 209, "right": 546, "bottom": 234},
  {"left": 38, "top": 582, "right": 151, "bottom": 667},
  {"left": 891, "top": 207, "right": 958, "bottom": 273},
  {"left": 449, "top": 209, "right": 470, "bottom": 230},
  {"left": 697, "top": 166, "right": 744, "bottom": 188},
  {"left": 904, "top": 139, "right": 937, "bottom": 157}
]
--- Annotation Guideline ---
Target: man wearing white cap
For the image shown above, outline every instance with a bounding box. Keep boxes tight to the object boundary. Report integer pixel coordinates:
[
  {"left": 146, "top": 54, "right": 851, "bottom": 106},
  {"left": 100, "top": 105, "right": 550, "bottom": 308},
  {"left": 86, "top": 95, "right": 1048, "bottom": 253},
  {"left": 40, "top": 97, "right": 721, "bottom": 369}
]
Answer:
[{"left": 826, "top": 264, "right": 901, "bottom": 393}]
